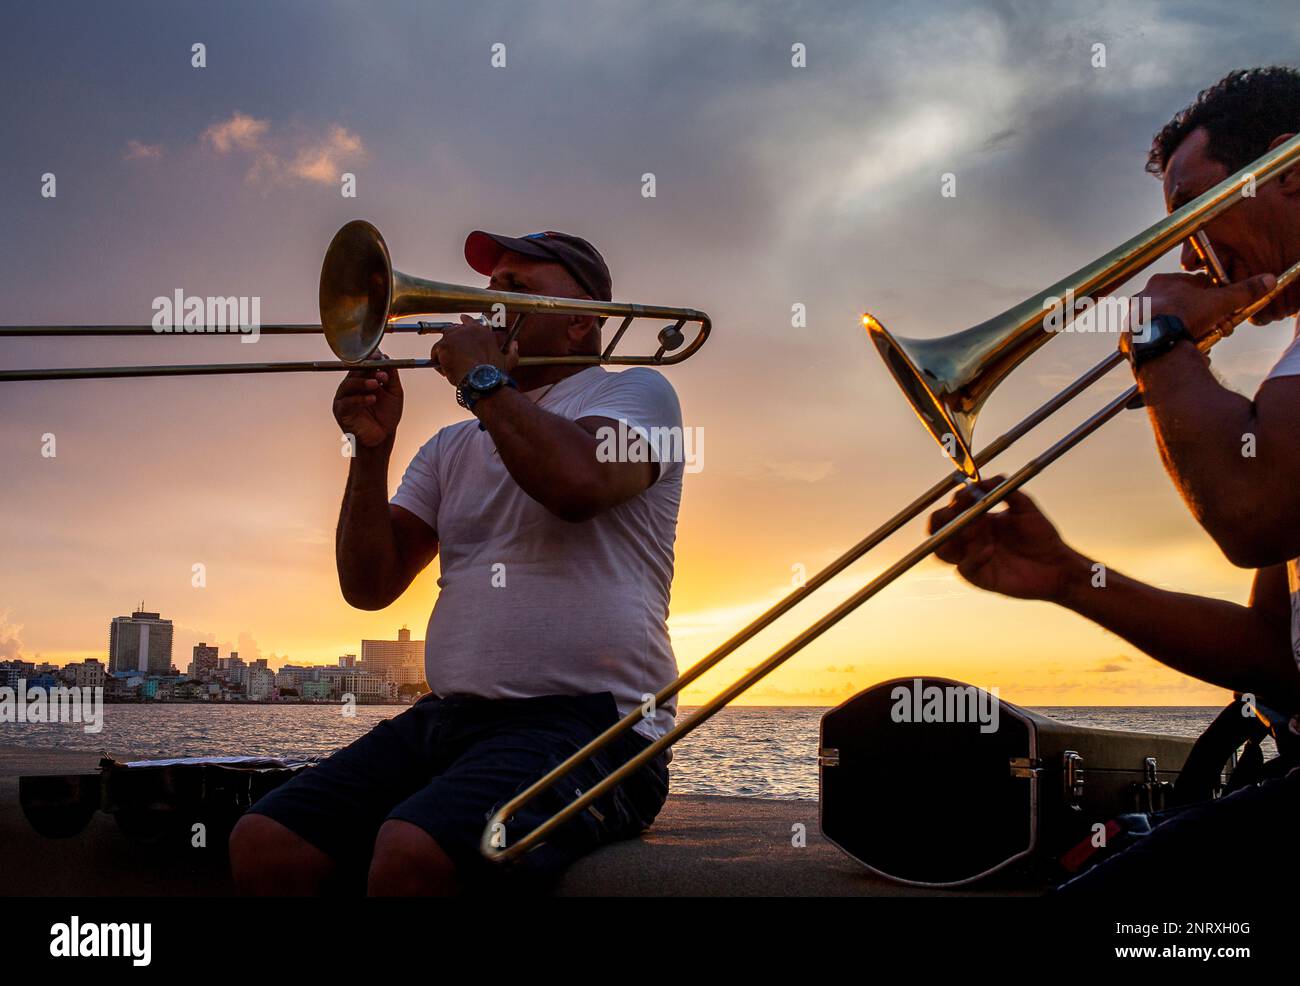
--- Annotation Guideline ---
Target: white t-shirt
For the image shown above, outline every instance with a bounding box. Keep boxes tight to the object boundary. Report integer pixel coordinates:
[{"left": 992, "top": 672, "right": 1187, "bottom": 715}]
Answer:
[
  {"left": 390, "top": 366, "right": 683, "bottom": 739},
  {"left": 1264, "top": 332, "right": 1300, "bottom": 670}
]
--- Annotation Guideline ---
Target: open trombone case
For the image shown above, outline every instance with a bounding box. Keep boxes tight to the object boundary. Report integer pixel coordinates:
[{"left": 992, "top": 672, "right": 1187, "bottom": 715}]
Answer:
[{"left": 818, "top": 677, "right": 1204, "bottom": 887}]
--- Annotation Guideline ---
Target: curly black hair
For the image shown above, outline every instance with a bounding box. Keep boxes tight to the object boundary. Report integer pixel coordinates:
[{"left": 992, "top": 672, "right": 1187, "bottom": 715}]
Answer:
[{"left": 1147, "top": 66, "right": 1300, "bottom": 178}]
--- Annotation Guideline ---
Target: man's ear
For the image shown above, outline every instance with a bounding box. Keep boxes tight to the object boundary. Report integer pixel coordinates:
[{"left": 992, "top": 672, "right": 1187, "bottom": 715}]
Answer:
[
  {"left": 564, "top": 302, "right": 597, "bottom": 346},
  {"left": 1267, "top": 133, "right": 1300, "bottom": 194}
]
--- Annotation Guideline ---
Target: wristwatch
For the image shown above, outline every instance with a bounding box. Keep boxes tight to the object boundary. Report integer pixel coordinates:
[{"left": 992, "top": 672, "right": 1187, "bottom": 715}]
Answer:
[
  {"left": 456, "top": 363, "right": 516, "bottom": 413},
  {"left": 1127, "top": 313, "right": 1192, "bottom": 370}
]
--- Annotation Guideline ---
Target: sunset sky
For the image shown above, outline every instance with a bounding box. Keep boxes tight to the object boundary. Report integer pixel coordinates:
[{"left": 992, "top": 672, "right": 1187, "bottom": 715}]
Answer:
[{"left": 3, "top": 0, "right": 1299, "bottom": 707}]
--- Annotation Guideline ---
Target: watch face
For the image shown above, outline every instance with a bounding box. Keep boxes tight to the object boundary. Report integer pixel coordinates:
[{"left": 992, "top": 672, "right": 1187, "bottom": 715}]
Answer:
[
  {"left": 1133, "top": 315, "right": 1170, "bottom": 349},
  {"left": 467, "top": 364, "right": 500, "bottom": 390}
]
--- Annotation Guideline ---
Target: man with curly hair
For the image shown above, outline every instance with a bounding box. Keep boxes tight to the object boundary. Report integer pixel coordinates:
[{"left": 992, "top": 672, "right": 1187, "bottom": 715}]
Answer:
[{"left": 929, "top": 67, "right": 1300, "bottom": 893}]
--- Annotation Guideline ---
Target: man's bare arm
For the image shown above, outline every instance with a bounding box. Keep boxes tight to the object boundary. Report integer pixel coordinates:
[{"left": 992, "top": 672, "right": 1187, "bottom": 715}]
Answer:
[
  {"left": 1058, "top": 552, "right": 1299, "bottom": 704},
  {"left": 1136, "top": 344, "right": 1300, "bottom": 566},
  {"left": 473, "top": 387, "right": 654, "bottom": 522},
  {"left": 1128, "top": 270, "right": 1300, "bottom": 566},
  {"left": 335, "top": 443, "right": 439, "bottom": 610}
]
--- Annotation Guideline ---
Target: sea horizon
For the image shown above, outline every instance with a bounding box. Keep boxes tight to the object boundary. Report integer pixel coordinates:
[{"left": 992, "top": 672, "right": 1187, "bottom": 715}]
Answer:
[{"left": 0, "top": 703, "right": 1230, "bottom": 801}]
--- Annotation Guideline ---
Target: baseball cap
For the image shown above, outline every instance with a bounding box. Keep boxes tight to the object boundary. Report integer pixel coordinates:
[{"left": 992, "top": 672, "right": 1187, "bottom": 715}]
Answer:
[{"left": 465, "top": 229, "right": 612, "bottom": 302}]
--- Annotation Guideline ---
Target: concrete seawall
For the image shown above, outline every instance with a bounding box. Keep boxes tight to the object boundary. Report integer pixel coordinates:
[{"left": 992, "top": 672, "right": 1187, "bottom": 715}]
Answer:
[{"left": 0, "top": 746, "right": 1041, "bottom": 896}]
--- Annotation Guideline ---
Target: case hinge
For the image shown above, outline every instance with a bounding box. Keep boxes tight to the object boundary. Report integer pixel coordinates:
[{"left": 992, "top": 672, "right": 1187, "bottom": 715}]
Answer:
[
  {"left": 818, "top": 747, "right": 840, "bottom": 767},
  {"left": 1008, "top": 756, "right": 1039, "bottom": 778}
]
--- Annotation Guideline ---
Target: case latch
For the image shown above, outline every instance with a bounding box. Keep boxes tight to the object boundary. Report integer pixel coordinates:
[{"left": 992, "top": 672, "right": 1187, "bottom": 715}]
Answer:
[
  {"left": 1127, "top": 756, "right": 1172, "bottom": 812},
  {"left": 1062, "top": 750, "right": 1085, "bottom": 808}
]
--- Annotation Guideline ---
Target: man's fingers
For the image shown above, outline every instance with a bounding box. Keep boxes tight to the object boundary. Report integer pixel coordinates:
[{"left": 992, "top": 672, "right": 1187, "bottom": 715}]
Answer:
[
  {"left": 935, "top": 519, "right": 988, "bottom": 565},
  {"left": 334, "top": 394, "right": 377, "bottom": 411},
  {"left": 956, "top": 542, "right": 997, "bottom": 583},
  {"left": 1001, "top": 487, "right": 1039, "bottom": 514},
  {"left": 928, "top": 476, "right": 1000, "bottom": 534},
  {"left": 335, "top": 377, "right": 371, "bottom": 396},
  {"left": 1218, "top": 272, "right": 1278, "bottom": 314},
  {"left": 934, "top": 531, "right": 973, "bottom": 564},
  {"left": 336, "top": 374, "right": 386, "bottom": 397},
  {"left": 927, "top": 502, "right": 961, "bottom": 535}
]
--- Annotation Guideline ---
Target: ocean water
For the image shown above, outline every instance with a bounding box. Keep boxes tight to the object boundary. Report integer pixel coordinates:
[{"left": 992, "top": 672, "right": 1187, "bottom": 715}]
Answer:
[{"left": 0, "top": 704, "right": 1228, "bottom": 801}]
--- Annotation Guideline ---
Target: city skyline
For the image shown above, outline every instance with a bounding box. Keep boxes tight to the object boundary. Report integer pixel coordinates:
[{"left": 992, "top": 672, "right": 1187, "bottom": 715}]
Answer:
[
  {"left": 1, "top": 610, "right": 425, "bottom": 705},
  {"left": 72, "top": 605, "right": 423, "bottom": 677}
]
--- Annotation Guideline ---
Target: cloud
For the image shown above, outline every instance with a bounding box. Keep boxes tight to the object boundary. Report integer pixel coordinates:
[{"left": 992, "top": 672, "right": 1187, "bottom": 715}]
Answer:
[
  {"left": 201, "top": 111, "right": 364, "bottom": 187},
  {"left": 232, "top": 631, "right": 263, "bottom": 663},
  {"left": 202, "top": 111, "right": 270, "bottom": 153},
  {"left": 285, "top": 125, "right": 364, "bottom": 184},
  {"left": 123, "top": 139, "right": 163, "bottom": 161},
  {"left": 0, "top": 612, "right": 22, "bottom": 660}
]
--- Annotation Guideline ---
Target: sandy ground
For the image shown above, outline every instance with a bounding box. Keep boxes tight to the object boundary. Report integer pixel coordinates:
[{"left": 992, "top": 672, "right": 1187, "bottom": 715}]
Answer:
[{"left": 0, "top": 746, "right": 1042, "bottom": 896}]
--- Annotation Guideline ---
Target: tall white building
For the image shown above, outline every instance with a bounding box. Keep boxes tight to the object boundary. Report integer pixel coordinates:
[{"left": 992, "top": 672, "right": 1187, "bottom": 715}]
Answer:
[{"left": 108, "top": 608, "right": 174, "bottom": 675}]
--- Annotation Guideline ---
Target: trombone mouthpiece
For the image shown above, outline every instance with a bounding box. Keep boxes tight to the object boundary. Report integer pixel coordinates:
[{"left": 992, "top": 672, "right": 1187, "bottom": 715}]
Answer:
[{"left": 412, "top": 316, "right": 490, "bottom": 334}]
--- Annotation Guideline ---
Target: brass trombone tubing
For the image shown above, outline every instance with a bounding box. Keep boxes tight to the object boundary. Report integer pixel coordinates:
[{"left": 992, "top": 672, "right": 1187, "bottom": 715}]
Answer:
[
  {"left": 0, "top": 322, "right": 438, "bottom": 382},
  {"left": 0, "top": 307, "right": 710, "bottom": 382},
  {"left": 0, "top": 357, "right": 443, "bottom": 382},
  {"left": 0, "top": 324, "right": 327, "bottom": 336},
  {"left": 479, "top": 263, "right": 1299, "bottom": 864}
]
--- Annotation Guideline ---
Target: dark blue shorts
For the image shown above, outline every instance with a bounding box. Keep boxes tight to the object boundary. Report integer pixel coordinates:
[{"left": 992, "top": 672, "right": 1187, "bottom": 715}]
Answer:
[{"left": 246, "top": 691, "right": 669, "bottom": 890}]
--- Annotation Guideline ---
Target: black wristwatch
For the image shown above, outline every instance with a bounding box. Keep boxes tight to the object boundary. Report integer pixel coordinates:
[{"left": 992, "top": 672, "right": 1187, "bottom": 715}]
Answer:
[
  {"left": 456, "top": 363, "right": 516, "bottom": 413},
  {"left": 1128, "top": 313, "right": 1192, "bottom": 369}
]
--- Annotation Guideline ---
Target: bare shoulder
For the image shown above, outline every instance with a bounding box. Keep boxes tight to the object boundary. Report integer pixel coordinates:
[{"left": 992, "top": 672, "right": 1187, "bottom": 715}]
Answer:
[{"left": 1255, "top": 372, "right": 1300, "bottom": 417}]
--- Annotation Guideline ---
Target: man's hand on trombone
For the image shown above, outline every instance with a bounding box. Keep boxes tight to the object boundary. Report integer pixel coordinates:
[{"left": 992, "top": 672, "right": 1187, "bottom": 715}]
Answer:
[
  {"left": 928, "top": 479, "right": 1300, "bottom": 702},
  {"left": 430, "top": 314, "right": 520, "bottom": 386},
  {"left": 927, "top": 477, "right": 1088, "bottom": 603},
  {"left": 333, "top": 355, "right": 404, "bottom": 450},
  {"left": 1133, "top": 269, "right": 1277, "bottom": 342}
]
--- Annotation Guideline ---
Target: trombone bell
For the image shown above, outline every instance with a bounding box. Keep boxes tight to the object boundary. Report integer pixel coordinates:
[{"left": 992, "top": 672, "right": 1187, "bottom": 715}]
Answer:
[
  {"left": 319, "top": 220, "right": 395, "bottom": 363},
  {"left": 864, "top": 313, "right": 981, "bottom": 479}
]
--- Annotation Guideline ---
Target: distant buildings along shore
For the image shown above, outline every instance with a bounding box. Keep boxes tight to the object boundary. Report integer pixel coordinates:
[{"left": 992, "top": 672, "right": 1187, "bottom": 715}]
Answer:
[{"left": 0, "top": 605, "right": 427, "bottom": 705}]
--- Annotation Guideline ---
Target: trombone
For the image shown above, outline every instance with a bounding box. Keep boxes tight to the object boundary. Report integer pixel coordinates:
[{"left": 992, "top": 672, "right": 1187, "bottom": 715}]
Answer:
[
  {"left": 0, "top": 220, "right": 710, "bottom": 381},
  {"left": 479, "top": 132, "right": 1300, "bottom": 864}
]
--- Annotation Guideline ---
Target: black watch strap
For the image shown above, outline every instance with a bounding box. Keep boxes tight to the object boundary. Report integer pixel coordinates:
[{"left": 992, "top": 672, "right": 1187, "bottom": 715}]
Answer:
[{"left": 1129, "top": 313, "right": 1191, "bottom": 369}]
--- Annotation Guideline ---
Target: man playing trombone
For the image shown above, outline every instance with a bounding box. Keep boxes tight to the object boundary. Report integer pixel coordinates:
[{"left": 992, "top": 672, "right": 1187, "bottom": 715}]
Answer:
[
  {"left": 929, "top": 67, "right": 1300, "bottom": 893},
  {"left": 230, "top": 230, "right": 682, "bottom": 895}
]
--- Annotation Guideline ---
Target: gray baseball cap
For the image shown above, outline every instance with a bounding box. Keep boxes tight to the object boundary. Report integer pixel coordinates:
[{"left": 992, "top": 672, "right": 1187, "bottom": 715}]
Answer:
[{"left": 465, "top": 229, "right": 612, "bottom": 301}]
